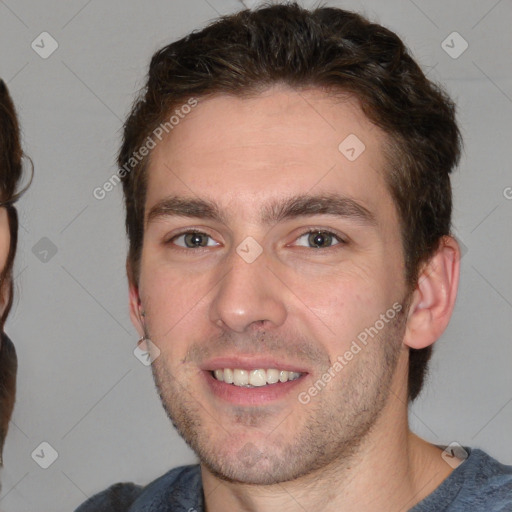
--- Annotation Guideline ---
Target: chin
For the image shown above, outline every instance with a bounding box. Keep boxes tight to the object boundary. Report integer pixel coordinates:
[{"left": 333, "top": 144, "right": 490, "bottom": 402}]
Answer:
[{"left": 203, "top": 449, "right": 300, "bottom": 485}]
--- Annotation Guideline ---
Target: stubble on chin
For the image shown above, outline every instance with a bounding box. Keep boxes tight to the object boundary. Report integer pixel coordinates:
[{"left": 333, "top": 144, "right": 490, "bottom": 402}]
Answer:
[{"left": 148, "top": 299, "right": 409, "bottom": 485}]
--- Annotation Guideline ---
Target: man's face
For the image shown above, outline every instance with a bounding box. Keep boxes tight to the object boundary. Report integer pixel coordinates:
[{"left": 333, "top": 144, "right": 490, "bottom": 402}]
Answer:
[{"left": 134, "top": 87, "right": 411, "bottom": 485}]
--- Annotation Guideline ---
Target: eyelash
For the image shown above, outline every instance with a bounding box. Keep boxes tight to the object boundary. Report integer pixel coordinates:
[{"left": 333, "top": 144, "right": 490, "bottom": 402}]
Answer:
[{"left": 165, "top": 228, "right": 346, "bottom": 252}]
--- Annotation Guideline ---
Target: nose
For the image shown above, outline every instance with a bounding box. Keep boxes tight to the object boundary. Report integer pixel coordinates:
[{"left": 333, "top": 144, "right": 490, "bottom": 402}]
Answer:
[{"left": 209, "top": 248, "right": 287, "bottom": 333}]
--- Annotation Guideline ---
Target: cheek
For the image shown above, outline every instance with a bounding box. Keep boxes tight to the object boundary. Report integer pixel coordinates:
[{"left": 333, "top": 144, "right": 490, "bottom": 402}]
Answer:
[
  {"left": 138, "top": 260, "right": 213, "bottom": 344},
  {"left": 0, "top": 210, "right": 10, "bottom": 274},
  {"left": 284, "top": 263, "right": 397, "bottom": 349}
]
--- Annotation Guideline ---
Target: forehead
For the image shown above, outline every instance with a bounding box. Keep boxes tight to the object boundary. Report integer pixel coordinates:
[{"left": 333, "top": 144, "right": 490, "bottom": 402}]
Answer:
[{"left": 145, "top": 86, "right": 393, "bottom": 222}]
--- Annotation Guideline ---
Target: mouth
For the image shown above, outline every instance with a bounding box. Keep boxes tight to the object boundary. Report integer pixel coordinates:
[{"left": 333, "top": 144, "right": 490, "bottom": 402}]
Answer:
[
  {"left": 210, "top": 368, "right": 304, "bottom": 387},
  {"left": 201, "top": 358, "right": 309, "bottom": 405}
]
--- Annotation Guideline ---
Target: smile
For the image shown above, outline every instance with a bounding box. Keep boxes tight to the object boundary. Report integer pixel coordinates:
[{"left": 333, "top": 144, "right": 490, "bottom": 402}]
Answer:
[{"left": 211, "top": 368, "right": 303, "bottom": 387}]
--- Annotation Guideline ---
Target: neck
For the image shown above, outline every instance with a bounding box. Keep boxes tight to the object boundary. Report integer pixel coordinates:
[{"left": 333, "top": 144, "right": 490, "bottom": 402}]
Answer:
[{"left": 201, "top": 359, "right": 454, "bottom": 512}]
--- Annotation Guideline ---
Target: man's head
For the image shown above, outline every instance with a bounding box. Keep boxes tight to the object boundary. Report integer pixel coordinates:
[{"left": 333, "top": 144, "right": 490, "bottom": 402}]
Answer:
[
  {"left": 0, "top": 79, "right": 29, "bottom": 466},
  {"left": 120, "top": 3, "right": 461, "bottom": 484}
]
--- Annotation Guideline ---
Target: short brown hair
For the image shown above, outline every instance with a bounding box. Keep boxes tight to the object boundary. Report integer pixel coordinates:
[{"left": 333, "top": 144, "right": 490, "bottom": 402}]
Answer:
[
  {"left": 0, "top": 78, "right": 32, "bottom": 464},
  {"left": 118, "top": 3, "right": 461, "bottom": 401}
]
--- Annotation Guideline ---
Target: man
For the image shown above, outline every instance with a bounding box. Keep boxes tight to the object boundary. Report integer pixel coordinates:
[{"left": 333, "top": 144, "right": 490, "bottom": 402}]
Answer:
[
  {"left": 0, "top": 79, "right": 32, "bottom": 478},
  {"left": 77, "top": 3, "right": 512, "bottom": 511}
]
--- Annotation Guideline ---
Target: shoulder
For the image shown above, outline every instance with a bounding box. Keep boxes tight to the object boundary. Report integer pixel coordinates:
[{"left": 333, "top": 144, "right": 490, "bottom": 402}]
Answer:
[
  {"left": 74, "top": 482, "right": 144, "bottom": 512},
  {"left": 413, "top": 448, "right": 512, "bottom": 512},
  {"left": 74, "top": 464, "right": 202, "bottom": 512},
  {"left": 465, "top": 449, "right": 512, "bottom": 509}
]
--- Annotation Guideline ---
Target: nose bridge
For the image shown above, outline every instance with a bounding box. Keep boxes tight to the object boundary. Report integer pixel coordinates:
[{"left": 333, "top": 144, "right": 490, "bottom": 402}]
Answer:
[{"left": 209, "top": 245, "right": 287, "bottom": 332}]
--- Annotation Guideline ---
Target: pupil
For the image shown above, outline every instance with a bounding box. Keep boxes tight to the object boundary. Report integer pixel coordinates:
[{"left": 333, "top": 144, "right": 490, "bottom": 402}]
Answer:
[
  {"left": 186, "top": 233, "right": 205, "bottom": 247},
  {"left": 309, "top": 231, "right": 331, "bottom": 248}
]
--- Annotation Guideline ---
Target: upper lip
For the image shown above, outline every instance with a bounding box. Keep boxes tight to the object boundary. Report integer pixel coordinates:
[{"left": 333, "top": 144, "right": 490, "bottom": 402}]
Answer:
[{"left": 200, "top": 356, "right": 310, "bottom": 374}]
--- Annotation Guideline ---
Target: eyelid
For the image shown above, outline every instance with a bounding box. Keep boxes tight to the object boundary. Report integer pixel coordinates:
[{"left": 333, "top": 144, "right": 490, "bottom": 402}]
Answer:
[
  {"left": 290, "top": 228, "right": 347, "bottom": 248},
  {"left": 165, "top": 228, "right": 221, "bottom": 248},
  {"left": 164, "top": 227, "right": 347, "bottom": 250}
]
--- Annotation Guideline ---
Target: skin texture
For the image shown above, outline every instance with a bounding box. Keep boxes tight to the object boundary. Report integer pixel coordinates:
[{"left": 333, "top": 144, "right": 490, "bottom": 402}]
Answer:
[
  {"left": 129, "top": 86, "right": 461, "bottom": 511},
  {"left": 0, "top": 206, "right": 10, "bottom": 311}
]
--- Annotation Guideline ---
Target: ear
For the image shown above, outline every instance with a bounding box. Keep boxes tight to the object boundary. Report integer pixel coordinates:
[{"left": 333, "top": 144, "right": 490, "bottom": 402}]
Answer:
[
  {"left": 127, "top": 259, "right": 145, "bottom": 338},
  {"left": 403, "top": 235, "right": 460, "bottom": 349}
]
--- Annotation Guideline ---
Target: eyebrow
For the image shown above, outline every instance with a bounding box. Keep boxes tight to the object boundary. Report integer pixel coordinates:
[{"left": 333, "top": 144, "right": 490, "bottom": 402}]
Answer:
[{"left": 146, "top": 193, "right": 377, "bottom": 228}]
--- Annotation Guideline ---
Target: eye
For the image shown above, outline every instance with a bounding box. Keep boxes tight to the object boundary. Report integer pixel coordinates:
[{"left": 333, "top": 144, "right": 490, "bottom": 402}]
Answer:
[
  {"left": 294, "top": 230, "right": 344, "bottom": 249},
  {"left": 170, "top": 231, "right": 219, "bottom": 249}
]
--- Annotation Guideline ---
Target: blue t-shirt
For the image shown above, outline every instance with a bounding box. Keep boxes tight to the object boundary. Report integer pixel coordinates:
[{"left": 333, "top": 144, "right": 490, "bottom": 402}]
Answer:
[{"left": 75, "top": 448, "right": 512, "bottom": 511}]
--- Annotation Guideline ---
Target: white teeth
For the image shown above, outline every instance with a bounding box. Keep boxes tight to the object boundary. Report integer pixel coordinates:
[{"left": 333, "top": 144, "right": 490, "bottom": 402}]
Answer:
[
  {"left": 223, "top": 368, "right": 234, "bottom": 384},
  {"left": 249, "top": 369, "right": 267, "bottom": 387},
  {"left": 266, "top": 369, "right": 280, "bottom": 384},
  {"left": 233, "top": 369, "right": 249, "bottom": 386},
  {"left": 212, "top": 368, "right": 303, "bottom": 387}
]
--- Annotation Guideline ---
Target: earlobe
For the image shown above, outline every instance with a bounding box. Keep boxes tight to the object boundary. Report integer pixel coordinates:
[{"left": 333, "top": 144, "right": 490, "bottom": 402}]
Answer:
[{"left": 403, "top": 236, "right": 460, "bottom": 350}]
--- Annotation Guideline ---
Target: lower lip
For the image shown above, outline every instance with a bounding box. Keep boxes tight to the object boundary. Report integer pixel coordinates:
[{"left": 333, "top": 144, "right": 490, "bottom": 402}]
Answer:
[{"left": 203, "top": 371, "right": 307, "bottom": 406}]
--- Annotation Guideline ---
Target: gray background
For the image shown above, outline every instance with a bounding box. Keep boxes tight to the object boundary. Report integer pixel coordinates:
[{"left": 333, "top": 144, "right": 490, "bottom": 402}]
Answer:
[{"left": 1, "top": 0, "right": 511, "bottom": 510}]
